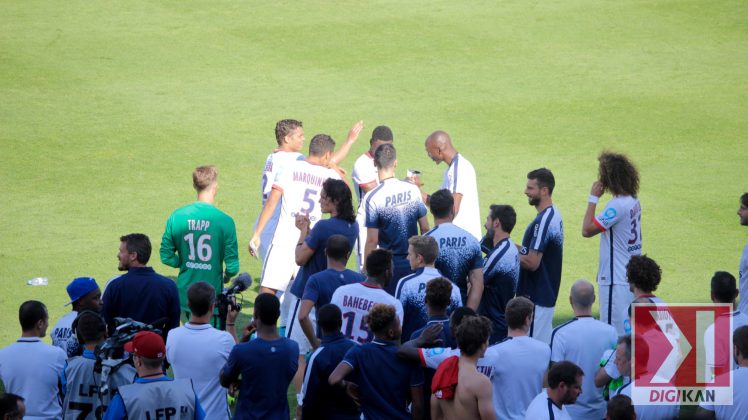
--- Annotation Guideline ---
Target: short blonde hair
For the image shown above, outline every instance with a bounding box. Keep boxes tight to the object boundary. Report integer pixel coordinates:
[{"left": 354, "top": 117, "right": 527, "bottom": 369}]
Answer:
[
  {"left": 408, "top": 235, "right": 438, "bottom": 264},
  {"left": 193, "top": 165, "right": 217, "bottom": 192}
]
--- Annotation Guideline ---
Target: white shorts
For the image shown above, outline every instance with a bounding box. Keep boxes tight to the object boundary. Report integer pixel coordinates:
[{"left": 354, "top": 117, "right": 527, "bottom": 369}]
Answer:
[
  {"left": 260, "top": 242, "right": 299, "bottom": 292},
  {"left": 353, "top": 206, "right": 367, "bottom": 272},
  {"left": 285, "top": 295, "right": 315, "bottom": 355},
  {"left": 530, "top": 305, "right": 554, "bottom": 345},
  {"left": 599, "top": 283, "right": 634, "bottom": 336}
]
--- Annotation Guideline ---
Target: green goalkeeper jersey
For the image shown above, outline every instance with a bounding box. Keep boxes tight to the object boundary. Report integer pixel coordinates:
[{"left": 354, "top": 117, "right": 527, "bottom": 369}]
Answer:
[{"left": 160, "top": 201, "right": 240, "bottom": 311}]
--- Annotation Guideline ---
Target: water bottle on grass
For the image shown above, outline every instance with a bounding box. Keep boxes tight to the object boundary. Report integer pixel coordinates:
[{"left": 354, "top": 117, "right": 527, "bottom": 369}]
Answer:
[{"left": 27, "top": 277, "right": 48, "bottom": 286}]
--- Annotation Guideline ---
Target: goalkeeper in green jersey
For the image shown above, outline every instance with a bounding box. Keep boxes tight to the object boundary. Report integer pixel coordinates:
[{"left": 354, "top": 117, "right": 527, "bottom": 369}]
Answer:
[{"left": 160, "top": 165, "right": 240, "bottom": 319}]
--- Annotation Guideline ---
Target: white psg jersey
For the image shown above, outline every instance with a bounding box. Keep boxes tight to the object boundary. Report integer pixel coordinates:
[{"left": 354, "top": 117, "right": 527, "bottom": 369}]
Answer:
[
  {"left": 329, "top": 282, "right": 404, "bottom": 344},
  {"left": 271, "top": 160, "right": 340, "bottom": 245},
  {"left": 441, "top": 154, "right": 482, "bottom": 240},
  {"left": 594, "top": 196, "right": 642, "bottom": 285},
  {"left": 260, "top": 150, "right": 304, "bottom": 204},
  {"left": 352, "top": 152, "right": 378, "bottom": 203}
]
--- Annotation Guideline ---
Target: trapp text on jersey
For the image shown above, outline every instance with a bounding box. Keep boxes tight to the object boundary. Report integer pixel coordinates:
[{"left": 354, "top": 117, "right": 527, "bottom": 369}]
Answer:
[{"left": 187, "top": 220, "right": 210, "bottom": 231}]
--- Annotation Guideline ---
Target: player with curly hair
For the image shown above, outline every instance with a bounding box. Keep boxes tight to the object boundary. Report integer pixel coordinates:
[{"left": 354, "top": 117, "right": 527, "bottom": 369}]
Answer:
[{"left": 582, "top": 151, "right": 643, "bottom": 335}]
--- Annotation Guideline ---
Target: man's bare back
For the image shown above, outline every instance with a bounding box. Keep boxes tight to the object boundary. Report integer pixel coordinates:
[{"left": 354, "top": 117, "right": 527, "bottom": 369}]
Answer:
[{"left": 433, "top": 358, "right": 496, "bottom": 420}]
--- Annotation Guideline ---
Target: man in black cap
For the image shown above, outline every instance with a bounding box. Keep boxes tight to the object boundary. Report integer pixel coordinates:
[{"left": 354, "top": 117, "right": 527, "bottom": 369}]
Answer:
[{"left": 50, "top": 277, "right": 103, "bottom": 357}]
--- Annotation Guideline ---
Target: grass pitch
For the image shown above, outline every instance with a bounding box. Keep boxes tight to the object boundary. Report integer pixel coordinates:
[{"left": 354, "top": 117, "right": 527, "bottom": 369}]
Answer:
[{"left": 2, "top": 0, "right": 746, "bottom": 351}]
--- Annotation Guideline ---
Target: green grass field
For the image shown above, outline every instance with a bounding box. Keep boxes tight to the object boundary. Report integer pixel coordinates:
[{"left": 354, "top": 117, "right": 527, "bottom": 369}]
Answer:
[{"left": 2, "top": 0, "right": 746, "bottom": 354}]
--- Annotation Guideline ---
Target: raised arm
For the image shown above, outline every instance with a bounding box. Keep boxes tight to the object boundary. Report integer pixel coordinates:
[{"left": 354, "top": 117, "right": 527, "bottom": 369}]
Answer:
[
  {"left": 294, "top": 215, "right": 314, "bottom": 266},
  {"left": 396, "top": 323, "right": 445, "bottom": 361},
  {"left": 582, "top": 181, "right": 604, "bottom": 238},
  {"left": 330, "top": 120, "right": 364, "bottom": 166}
]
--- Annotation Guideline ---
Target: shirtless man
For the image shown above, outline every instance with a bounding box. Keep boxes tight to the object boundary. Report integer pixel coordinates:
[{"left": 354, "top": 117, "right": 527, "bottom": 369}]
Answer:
[{"left": 431, "top": 315, "right": 495, "bottom": 420}]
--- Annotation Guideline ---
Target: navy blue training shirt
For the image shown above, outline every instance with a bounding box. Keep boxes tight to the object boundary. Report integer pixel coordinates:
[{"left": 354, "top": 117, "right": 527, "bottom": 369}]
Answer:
[
  {"left": 302, "top": 268, "right": 367, "bottom": 312},
  {"left": 222, "top": 337, "right": 299, "bottom": 420},
  {"left": 363, "top": 178, "right": 427, "bottom": 268},
  {"left": 301, "top": 333, "right": 360, "bottom": 420},
  {"left": 516, "top": 204, "right": 564, "bottom": 308},
  {"left": 291, "top": 217, "right": 358, "bottom": 298},
  {"left": 480, "top": 237, "right": 520, "bottom": 343},
  {"left": 342, "top": 339, "right": 424, "bottom": 420},
  {"left": 101, "top": 267, "right": 181, "bottom": 338},
  {"left": 425, "top": 223, "right": 483, "bottom": 302}
]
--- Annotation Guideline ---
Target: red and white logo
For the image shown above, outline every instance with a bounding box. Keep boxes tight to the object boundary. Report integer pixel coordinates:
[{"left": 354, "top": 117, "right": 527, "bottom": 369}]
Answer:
[{"left": 631, "top": 303, "right": 733, "bottom": 405}]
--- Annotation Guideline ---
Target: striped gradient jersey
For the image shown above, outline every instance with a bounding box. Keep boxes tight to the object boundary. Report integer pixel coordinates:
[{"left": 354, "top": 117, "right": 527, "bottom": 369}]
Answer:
[
  {"left": 480, "top": 237, "right": 520, "bottom": 343},
  {"left": 363, "top": 178, "right": 427, "bottom": 264},
  {"left": 425, "top": 223, "right": 483, "bottom": 303},
  {"left": 517, "top": 204, "right": 564, "bottom": 308},
  {"left": 394, "top": 267, "right": 462, "bottom": 340}
]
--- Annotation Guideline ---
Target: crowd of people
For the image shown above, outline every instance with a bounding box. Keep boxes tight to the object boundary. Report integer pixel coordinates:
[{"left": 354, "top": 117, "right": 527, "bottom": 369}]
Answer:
[{"left": 0, "top": 119, "right": 746, "bottom": 420}]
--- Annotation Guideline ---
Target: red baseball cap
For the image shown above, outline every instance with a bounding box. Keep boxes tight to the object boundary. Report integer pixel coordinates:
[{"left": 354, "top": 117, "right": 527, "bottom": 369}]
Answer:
[{"left": 124, "top": 331, "right": 165, "bottom": 359}]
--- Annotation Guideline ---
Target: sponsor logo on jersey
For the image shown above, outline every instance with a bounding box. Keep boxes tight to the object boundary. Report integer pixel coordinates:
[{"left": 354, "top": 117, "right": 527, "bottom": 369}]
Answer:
[
  {"left": 426, "top": 348, "right": 446, "bottom": 357},
  {"left": 186, "top": 262, "right": 212, "bottom": 270},
  {"left": 628, "top": 244, "right": 642, "bottom": 252},
  {"left": 603, "top": 208, "right": 617, "bottom": 222}
]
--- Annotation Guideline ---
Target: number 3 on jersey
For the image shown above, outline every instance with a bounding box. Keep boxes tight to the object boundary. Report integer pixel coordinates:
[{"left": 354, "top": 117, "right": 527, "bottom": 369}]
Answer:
[
  {"left": 184, "top": 233, "right": 212, "bottom": 261},
  {"left": 628, "top": 213, "right": 641, "bottom": 245}
]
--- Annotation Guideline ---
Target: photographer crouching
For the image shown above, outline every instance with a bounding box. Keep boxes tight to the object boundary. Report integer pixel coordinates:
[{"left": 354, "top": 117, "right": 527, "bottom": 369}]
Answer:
[{"left": 61, "top": 311, "right": 136, "bottom": 419}]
